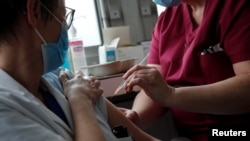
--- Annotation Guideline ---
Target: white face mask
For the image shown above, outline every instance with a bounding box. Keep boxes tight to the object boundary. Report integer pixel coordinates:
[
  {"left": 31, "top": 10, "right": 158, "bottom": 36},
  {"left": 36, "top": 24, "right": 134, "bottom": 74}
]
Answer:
[{"left": 152, "top": 0, "right": 182, "bottom": 7}]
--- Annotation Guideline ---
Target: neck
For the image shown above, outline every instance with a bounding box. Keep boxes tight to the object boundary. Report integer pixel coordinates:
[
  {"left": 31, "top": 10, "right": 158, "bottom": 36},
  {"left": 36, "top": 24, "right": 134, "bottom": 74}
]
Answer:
[
  {"left": 184, "top": 0, "right": 206, "bottom": 9},
  {"left": 184, "top": 0, "right": 206, "bottom": 25},
  {"left": 0, "top": 42, "right": 43, "bottom": 96}
]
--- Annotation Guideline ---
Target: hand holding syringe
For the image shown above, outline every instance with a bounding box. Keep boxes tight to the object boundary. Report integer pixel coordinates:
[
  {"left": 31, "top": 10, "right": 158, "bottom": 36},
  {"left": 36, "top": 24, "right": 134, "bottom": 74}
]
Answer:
[{"left": 114, "top": 53, "right": 149, "bottom": 95}]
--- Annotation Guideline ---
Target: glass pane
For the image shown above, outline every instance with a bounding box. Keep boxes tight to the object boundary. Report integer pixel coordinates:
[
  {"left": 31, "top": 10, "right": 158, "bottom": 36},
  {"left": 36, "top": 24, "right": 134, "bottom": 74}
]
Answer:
[{"left": 65, "top": 0, "right": 102, "bottom": 47}]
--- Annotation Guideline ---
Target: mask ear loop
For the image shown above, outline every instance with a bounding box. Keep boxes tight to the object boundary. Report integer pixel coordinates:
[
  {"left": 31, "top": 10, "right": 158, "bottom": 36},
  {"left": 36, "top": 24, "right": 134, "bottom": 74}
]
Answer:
[
  {"left": 40, "top": 3, "right": 68, "bottom": 30},
  {"left": 34, "top": 28, "right": 49, "bottom": 73},
  {"left": 40, "top": 3, "right": 65, "bottom": 25},
  {"left": 34, "top": 28, "right": 47, "bottom": 45}
]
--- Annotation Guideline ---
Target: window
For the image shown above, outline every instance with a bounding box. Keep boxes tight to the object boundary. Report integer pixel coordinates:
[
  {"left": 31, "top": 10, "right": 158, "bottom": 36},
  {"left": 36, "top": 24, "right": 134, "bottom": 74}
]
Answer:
[{"left": 65, "top": 0, "right": 102, "bottom": 47}]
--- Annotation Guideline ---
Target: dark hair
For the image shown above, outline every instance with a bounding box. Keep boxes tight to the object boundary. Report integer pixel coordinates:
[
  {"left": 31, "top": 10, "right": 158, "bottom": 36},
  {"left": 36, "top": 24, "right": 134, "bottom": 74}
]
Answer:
[{"left": 0, "top": 0, "right": 59, "bottom": 43}]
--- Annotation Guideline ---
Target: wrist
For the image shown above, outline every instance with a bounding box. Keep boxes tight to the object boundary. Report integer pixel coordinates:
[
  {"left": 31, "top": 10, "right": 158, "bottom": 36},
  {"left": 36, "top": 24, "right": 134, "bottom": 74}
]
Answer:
[
  {"left": 68, "top": 94, "right": 93, "bottom": 111},
  {"left": 164, "top": 86, "right": 176, "bottom": 107}
]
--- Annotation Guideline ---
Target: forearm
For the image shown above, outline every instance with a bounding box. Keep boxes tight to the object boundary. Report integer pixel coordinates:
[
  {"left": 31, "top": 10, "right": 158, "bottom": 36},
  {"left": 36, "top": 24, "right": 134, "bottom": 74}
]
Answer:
[
  {"left": 69, "top": 98, "right": 105, "bottom": 141},
  {"left": 167, "top": 73, "right": 250, "bottom": 115},
  {"left": 59, "top": 71, "right": 105, "bottom": 141},
  {"left": 132, "top": 91, "right": 167, "bottom": 129}
]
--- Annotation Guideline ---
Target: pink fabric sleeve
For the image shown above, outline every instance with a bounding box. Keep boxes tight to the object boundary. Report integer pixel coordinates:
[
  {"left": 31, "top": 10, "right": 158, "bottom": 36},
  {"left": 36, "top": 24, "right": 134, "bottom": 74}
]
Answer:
[{"left": 147, "top": 12, "right": 165, "bottom": 65}]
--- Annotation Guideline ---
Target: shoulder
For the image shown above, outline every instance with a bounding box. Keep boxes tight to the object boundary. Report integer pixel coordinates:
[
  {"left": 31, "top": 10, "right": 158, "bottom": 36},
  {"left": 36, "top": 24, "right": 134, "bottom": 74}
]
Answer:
[
  {"left": 209, "top": 0, "right": 250, "bottom": 64},
  {"left": 0, "top": 86, "right": 31, "bottom": 106},
  {"left": 156, "top": 4, "right": 188, "bottom": 30},
  {"left": 206, "top": 0, "right": 250, "bottom": 18},
  {"left": 0, "top": 103, "right": 66, "bottom": 141},
  {"left": 0, "top": 88, "right": 70, "bottom": 141}
]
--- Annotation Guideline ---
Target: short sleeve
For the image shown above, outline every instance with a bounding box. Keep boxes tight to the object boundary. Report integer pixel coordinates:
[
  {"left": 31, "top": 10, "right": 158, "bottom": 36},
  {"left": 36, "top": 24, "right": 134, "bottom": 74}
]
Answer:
[
  {"left": 147, "top": 10, "right": 166, "bottom": 65},
  {"left": 95, "top": 96, "right": 108, "bottom": 119}
]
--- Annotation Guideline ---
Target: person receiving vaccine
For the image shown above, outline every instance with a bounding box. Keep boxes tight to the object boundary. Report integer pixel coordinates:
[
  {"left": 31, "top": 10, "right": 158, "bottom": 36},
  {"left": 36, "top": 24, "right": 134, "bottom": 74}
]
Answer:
[{"left": 0, "top": 0, "right": 161, "bottom": 140}]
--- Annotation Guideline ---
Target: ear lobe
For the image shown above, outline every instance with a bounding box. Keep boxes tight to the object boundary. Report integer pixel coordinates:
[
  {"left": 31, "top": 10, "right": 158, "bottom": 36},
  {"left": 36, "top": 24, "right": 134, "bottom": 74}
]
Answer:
[{"left": 26, "top": 0, "right": 41, "bottom": 28}]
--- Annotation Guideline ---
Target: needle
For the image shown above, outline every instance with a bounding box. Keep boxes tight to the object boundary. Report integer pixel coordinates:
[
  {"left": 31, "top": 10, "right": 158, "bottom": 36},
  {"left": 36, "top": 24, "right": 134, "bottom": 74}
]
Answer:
[{"left": 114, "top": 53, "right": 149, "bottom": 95}]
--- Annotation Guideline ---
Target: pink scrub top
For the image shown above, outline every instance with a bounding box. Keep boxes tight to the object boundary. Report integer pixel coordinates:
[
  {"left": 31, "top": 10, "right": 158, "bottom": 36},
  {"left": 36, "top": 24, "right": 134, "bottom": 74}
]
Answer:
[{"left": 149, "top": 0, "right": 250, "bottom": 140}]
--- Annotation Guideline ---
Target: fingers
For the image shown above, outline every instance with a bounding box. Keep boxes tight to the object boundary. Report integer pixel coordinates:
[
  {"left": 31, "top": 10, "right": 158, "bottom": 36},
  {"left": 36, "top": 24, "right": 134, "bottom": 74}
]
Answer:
[
  {"left": 118, "top": 108, "right": 139, "bottom": 123},
  {"left": 125, "top": 76, "right": 148, "bottom": 92},
  {"left": 93, "top": 88, "right": 103, "bottom": 101},
  {"left": 62, "top": 70, "right": 101, "bottom": 89},
  {"left": 123, "top": 66, "right": 161, "bottom": 93},
  {"left": 123, "top": 65, "right": 148, "bottom": 79},
  {"left": 88, "top": 76, "right": 96, "bottom": 82},
  {"left": 74, "top": 71, "right": 103, "bottom": 98},
  {"left": 75, "top": 70, "right": 84, "bottom": 79},
  {"left": 123, "top": 71, "right": 150, "bottom": 91},
  {"left": 123, "top": 65, "right": 153, "bottom": 88},
  {"left": 85, "top": 76, "right": 101, "bottom": 89},
  {"left": 59, "top": 70, "right": 69, "bottom": 86},
  {"left": 126, "top": 110, "right": 139, "bottom": 123}
]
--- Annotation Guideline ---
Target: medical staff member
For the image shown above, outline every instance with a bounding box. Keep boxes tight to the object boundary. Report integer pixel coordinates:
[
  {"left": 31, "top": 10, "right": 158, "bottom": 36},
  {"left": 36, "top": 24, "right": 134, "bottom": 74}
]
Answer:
[
  {"left": 122, "top": 0, "right": 250, "bottom": 141},
  {"left": 0, "top": 0, "right": 160, "bottom": 140}
]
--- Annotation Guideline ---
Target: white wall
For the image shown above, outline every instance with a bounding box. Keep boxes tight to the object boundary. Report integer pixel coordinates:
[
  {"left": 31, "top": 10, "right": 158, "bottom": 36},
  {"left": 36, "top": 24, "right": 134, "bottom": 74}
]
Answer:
[
  {"left": 77, "top": 0, "right": 160, "bottom": 65},
  {"left": 156, "top": 5, "right": 166, "bottom": 16},
  {"left": 99, "top": 0, "right": 158, "bottom": 43}
]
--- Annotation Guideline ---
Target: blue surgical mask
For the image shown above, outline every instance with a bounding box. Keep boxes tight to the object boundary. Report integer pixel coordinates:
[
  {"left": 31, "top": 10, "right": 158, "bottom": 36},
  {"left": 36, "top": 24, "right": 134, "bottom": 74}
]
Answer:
[
  {"left": 34, "top": 4, "right": 70, "bottom": 74},
  {"left": 152, "top": 0, "right": 182, "bottom": 7},
  {"left": 34, "top": 26, "right": 69, "bottom": 74}
]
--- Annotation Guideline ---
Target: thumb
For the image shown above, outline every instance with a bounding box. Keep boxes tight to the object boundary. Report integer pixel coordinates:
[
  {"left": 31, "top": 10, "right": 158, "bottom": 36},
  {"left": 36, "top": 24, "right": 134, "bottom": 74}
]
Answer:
[{"left": 126, "top": 110, "right": 139, "bottom": 123}]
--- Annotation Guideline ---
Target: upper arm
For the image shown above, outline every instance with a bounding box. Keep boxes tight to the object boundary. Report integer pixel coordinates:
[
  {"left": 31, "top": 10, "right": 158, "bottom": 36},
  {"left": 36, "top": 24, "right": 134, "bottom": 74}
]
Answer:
[
  {"left": 105, "top": 99, "right": 141, "bottom": 130},
  {"left": 105, "top": 99, "right": 157, "bottom": 140},
  {"left": 233, "top": 60, "right": 250, "bottom": 75}
]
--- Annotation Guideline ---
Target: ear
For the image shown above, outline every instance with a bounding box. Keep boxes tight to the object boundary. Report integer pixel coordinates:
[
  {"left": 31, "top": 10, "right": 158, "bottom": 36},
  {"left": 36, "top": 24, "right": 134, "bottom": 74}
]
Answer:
[{"left": 26, "top": 0, "right": 41, "bottom": 28}]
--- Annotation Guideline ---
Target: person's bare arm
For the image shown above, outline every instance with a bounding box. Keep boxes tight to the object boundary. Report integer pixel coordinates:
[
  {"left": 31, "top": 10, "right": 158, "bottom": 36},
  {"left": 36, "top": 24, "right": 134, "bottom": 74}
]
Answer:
[
  {"left": 167, "top": 60, "right": 250, "bottom": 114},
  {"left": 121, "top": 64, "right": 166, "bottom": 129},
  {"left": 60, "top": 71, "right": 105, "bottom": 141},
  {"left": 124, "top": 61, "right": 250, "bottom": 115},
  {"left": 106, "top": 99, "right": 160, "bottom": 141},
  {"left": 69, "top": 96, "right": 105, "bottom": 141},
  {"left": 131, "top": 90, "right": 167, "bottom": 129}
]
